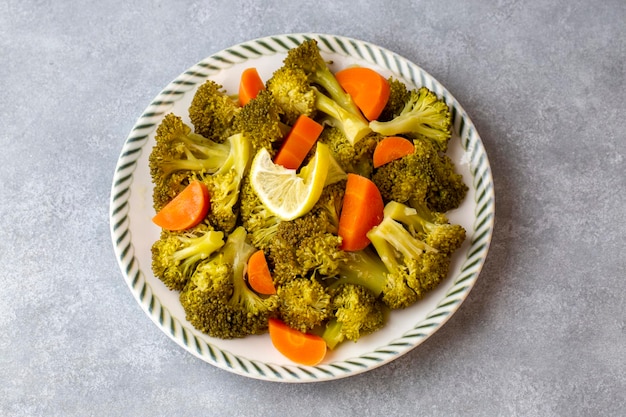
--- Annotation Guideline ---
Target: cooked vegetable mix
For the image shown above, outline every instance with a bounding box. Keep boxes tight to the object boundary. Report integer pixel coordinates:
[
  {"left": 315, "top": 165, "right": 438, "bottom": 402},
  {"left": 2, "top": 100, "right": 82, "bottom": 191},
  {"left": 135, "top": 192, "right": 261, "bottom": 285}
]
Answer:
[{"left": 149, "top": 39, "right": 468, "bottom": 365}]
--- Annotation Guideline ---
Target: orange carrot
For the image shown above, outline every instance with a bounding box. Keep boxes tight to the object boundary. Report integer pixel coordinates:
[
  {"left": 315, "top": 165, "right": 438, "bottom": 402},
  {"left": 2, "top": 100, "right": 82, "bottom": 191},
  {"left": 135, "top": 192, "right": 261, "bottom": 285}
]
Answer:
[
  {"left": 152, "top": 181, "right": 210, "bottom": 231},
  {"left": 335, "top": 67, "right": 390, "bottom": 121},
  {"left": 247, "top": 250, "right": 276, "bottom": 295},
  {"left": 338, "top": 174, "right": 384, "bottom": 251},
  {"left": 268, "top": 318, "right": 327, "bottom": 366},
  {"left": 238, "top": 67, "right": 265, "bottom": 106},
  {"left": 373, "top": 136, "right": 415, "bottom": 168},
  {"left": 274, "top": 114, "right": 324, "bottom": 170}
]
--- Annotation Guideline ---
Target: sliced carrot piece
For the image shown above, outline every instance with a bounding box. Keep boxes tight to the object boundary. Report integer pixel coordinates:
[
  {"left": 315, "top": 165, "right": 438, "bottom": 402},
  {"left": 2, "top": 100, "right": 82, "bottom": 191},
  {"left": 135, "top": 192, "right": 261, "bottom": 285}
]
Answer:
[
  {"left": 336, "top": 67, "right": 390, "bottom": 121},
  {"left": 373, "top": 136, "right": 415, "bottom": 168},
  {"left": 239, "top": 67, "right": 265, "bottom": 106},
  {"left": 274, "top": 114, "right": 324, "bottom": 170},
  {"left": 152, "top": 181, "right": 210, "bottom": 231},
  {"left": 268, "top": 318, "right": 327, "bottom": 366},
  {"left": 247, "top": 250, "right": 276, "bottom": 295},
  {"left": 338, "top": 174, "right": 384, "bottom": 251}
]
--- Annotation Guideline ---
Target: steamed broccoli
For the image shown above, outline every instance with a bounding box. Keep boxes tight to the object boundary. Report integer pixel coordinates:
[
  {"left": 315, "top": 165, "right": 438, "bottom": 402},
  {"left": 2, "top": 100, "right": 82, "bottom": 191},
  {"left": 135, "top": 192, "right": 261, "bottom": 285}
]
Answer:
[
  {"left": 151, "top": 222, "right": 225, "bottom": 291},
  {"left": 276, "top": 277, "right": 331, "bottom": 333},
  {"left": 309, "top": 179, "right": 346, "bottom": 235},
  {"left": 265, "top": 65, "right": 317, "bottom": 125},
  {"left": 366, "top": 212, "right": 451, "bottom": 309},
  {"left": 322, "top": 283, "right": 385, "bottom": 350},
  {"left": 200, "top": 132, "right": 251, "bottom": 233},
  {"left": 383, "top": 200, "right": 466, "bottom": 256},
  {"left": 370, "top": 86, "right": 452, "bottom": 152},
  {"left": 149, "top": 113, "right": 231, "bottom": 211},
  {"left": 179, "top": 226, "right": 278, "bottom": 339},
  {"left": 238, "top": 174, "right": 282, "bottom": 251},
  {"left": 231, "top": 89, "right": 285, "bottom": 157},
  {"left": 377, "top": 77, "right": 411, "bottom": 122},
  {"left": 283, "top": 39, "right": 365, "bottom": 122},
  {"left": 266, "top": 65, "right": 371, "bottom": 145},
  {"left": 188, "top": 80, "right": 240, "bottom": 142},
  {"left": 317, "top": 126, "right": 380, "bottom": 178},
  {"left": 267, "top": 185, "right": 347, "bottom": 285},
  {"left": 372, "top": 137, "right": 468, "bottom": 213},
  {"left": 329, "top": 248, "right": 388, "bottom": 297}
]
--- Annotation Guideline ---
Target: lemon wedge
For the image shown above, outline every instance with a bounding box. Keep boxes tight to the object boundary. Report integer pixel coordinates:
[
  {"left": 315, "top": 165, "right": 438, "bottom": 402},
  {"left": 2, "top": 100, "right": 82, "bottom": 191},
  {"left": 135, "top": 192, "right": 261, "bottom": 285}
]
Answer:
[{"left": 250, "top": 142, "right": 343, "bottom": 221}]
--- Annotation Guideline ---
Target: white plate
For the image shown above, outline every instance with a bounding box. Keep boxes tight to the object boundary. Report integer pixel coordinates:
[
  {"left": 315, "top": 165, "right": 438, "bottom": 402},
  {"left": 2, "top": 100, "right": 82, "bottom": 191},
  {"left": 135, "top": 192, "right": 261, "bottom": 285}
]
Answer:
[{"left": 109, "top": 33, "right": 495, "bottom": 383}]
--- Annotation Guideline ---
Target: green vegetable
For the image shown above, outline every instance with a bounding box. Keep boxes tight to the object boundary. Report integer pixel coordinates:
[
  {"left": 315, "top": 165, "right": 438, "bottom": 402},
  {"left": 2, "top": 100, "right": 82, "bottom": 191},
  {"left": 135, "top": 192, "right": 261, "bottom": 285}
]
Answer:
[
  {"left": 149, "top": 113, "right": 231, "bottom": 211},
  {"left": 277, "top": 277, "right": 331, "bottom": 333},
  {"left": 366, "top": 201, "right": 464, "bottom": 309},
  {"left": 383, "top": 200, "right": 466, "bottom": 256},
  {"left": 267, "top": 40, "right": 372, "bottom": 145},
  {"left": 148, "top": 40, "right": 469, "bottom": 350},
  {"left": 238, "top": 174, "right": 282, "bottom": 251},
  {"left": 322, "top": 283, "right": 385, "bottom": 350},
  {"left": 179, "top": 226, "right": 279, "bottom": 339},
  {"left": 188, "top": 80, "right": 240, "bottom": 143},
  {"left": 371, "top": 137, "right": 468, "bottom": 213},
  {"left": 200, "top": 132, "right": 251, "bottom": 233},
  {"left": 231, "top": 88, "right": 285, "bottom": 157},
  {"left": 151, "top": 222, "right": 225, "bottom": 291},
  {"left": 317, "top": 125, "right": 381, "bottom": 178},
  {"left": 369, "top": 86, "right": 452, "bottom": 152},
  {"left": 377, "top": 77, "right": 411, "bottom": 122},
  {"left": 283, "top": 39, "right": 364, "bottom": 122},
  {"left": 267, "top": 184, "right": 347, "bottom": 286}
]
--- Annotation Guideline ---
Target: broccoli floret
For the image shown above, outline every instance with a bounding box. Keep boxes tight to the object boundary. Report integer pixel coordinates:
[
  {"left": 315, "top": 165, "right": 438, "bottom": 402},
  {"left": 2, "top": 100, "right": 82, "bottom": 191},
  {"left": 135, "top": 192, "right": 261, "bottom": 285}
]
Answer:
[
  {"left": 151, "top": 222, "right": 225, "bottom": 291},
  {"left": 149, "top": 113, "right": 231, "bottom": 211},
  {"left": 266, "top": 66, "right": 317, "bottom": 125},
  {"left": 317, "top": 126, "right": 380, "bottom": 178},
  {"left": 231, "top": 89, "right": 284, "bottom": 157},
  {"left": 377, "top": 77, "right": 411, "bottom": 122},
  {"left": 322, "top": 284, "right": 385, "bottom": 350},
  {"left": 422, "top": 150, "right": 469, "bottom": 213},
  {"left": 267, "top": 65, "right": 371, "bottom": 145},
  {"left": 310, "top": 179, "right": 346, "bottom": 235},
  {"left": 372, "top": 138, "right": 468, "bottom": 213},
  {"left": 383, "top": 200, "right": 466, "bottom": 256},
  {"left": 239, "top": 174, "right": 282, "bottom": 251},
  {"left": 367, "top": 214, "right": 451, "bottom": 309},
  {"left": 276, "top": 277, "right": 331, "bottom": 333},
  {"left": 284, "top": 39, "right": 365, "bottom": 122},
  {"left": 267, "top": 185, "right": 347, "bottom": 285},
  {"left": 200, "top": 132, "right": 251, "bottom": 233},
  {"left": 370, "top": 87, "right": 452, "bottom": 152},
  {"left": 188, "top": 80, "right": 240, "bottom": 142},
  {"left": 179, "top": 226, "right": 279, "bottom": 339}
]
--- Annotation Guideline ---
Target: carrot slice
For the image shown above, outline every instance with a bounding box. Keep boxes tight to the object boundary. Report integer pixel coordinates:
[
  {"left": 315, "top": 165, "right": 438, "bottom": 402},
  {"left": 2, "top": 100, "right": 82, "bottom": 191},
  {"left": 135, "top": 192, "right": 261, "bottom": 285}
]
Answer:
[
  {"left": 373, "top": 136, "right": 415, "bottom": 168},
  {"left": 152, "top": 181, "right": 210, "bottom": 231},
  {"left": 335, "top": 67, "right": 390, "bottom": 121},
  {"left": 238, "top": 67, "right": 265, "bottom": 106},
  {"left": 274, "top": 114, "right": 324, "bottom": 170},
  {"left": 247, "top": 250, "right": 276, "bottom": 295},
  {"left": 268, "top": 318, "right": 327, "bottom": 366},
  {"left": 338, "top": 174, "right": 384, "bottom": 251}
]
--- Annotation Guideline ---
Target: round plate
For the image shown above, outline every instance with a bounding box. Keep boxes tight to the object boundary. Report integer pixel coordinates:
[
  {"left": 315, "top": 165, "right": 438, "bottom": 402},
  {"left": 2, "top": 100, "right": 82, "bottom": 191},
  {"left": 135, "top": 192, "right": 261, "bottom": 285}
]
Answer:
[{"left": 109, "top": 33, "right": 495, "bottom": 382}]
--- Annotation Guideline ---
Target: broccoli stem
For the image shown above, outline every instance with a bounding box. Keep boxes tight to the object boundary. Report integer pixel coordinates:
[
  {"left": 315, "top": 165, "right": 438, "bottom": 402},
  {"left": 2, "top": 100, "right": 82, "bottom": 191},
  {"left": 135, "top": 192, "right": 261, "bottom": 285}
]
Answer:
[
  {"left": 172, "top": 230, "right": 225, "bottom": 265},
  {"left": 314, "top": 89, "right": 371, "bottom": 145},
  {"left": 321, "top": 319, "right": 344, "bottom": 350},
  {"left": 368, "top": 216, "right": 435, "bottom": 262},
  {"left": 331, "top": 249, "right": 387, "bottom": 296}
]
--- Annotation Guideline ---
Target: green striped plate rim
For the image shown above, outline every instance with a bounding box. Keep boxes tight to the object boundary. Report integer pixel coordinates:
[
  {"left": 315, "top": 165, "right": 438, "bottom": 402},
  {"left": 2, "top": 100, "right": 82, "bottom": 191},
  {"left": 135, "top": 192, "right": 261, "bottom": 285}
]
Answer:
[{"left": 109, "top": 33, "right": 495, "bottom": 383}]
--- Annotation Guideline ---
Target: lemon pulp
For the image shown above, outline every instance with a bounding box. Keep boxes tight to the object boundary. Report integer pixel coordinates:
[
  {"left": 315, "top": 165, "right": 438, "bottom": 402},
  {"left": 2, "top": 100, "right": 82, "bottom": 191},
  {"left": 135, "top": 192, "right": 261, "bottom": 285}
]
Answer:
[{"left": 250, "top": 143, "right": 342, "bottom": 221}]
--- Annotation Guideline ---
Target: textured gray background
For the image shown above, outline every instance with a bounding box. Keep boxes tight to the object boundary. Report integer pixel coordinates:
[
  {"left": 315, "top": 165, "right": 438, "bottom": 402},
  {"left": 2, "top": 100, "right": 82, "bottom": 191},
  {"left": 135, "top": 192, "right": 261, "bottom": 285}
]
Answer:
[{"left": 1, "top": 0, "right": 624, "bottom": 416}]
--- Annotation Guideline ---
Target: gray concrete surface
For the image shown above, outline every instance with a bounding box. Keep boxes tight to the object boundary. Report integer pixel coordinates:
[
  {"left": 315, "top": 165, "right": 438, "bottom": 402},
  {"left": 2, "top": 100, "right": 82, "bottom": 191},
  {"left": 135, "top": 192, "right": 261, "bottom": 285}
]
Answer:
[{"left": 1, "top": 0, "right": 624, "bottom": 416}]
